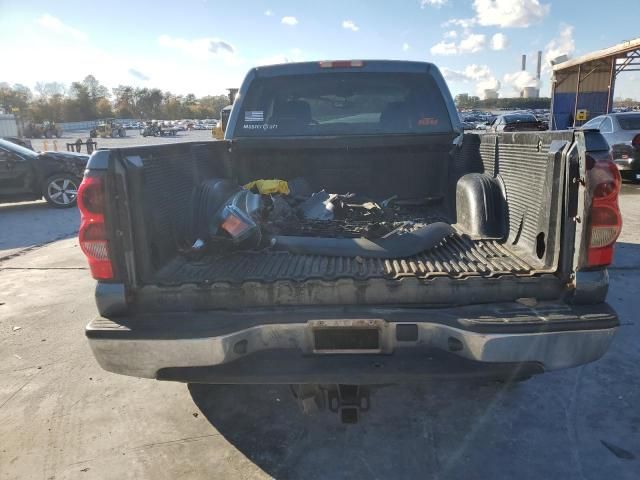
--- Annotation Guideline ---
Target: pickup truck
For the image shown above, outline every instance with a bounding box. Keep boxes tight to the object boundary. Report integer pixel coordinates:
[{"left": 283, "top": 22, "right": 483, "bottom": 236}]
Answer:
[{"left": 80, "top": 60, "right": 621, "bottom": 422}]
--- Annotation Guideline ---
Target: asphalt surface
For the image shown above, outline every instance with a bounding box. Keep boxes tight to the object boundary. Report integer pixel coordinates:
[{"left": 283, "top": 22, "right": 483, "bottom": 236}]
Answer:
[
  {"left": 29, "top": 128, "right": 217, "bottom": 153},
  {"left": 0, "top": 173, "right": 639, "bottom": 478}
]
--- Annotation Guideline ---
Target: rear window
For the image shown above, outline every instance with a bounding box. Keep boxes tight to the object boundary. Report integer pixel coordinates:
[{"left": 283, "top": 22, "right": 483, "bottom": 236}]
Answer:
[
  {"left": 235, "top": 72, "right": 452, "bottom": 137},
  {"left": 504, "top": 114, "right": 537, "bottom": 123},
  {"left": 617, "top": 114, "right": 640, "bottom": 130}
]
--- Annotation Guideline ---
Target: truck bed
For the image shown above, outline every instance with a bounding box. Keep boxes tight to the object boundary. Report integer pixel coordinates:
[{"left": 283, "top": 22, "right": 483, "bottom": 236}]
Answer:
[
  {"left": 112, "top": 130, "right": 574, "bottom": 310},
  {"left": 154, "top": 232, "right": 541, "bottom": 285}
]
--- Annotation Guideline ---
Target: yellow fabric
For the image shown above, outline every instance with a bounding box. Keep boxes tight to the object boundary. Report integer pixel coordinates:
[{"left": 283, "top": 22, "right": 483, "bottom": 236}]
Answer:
[{"left": 243, "top": 179, "right": 290, "bottom": 195}]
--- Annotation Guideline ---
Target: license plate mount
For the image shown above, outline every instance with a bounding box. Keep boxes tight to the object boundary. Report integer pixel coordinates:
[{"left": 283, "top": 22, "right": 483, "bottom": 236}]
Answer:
[{"left": 309, "top": 319, "right": 384, "bottom": 353}]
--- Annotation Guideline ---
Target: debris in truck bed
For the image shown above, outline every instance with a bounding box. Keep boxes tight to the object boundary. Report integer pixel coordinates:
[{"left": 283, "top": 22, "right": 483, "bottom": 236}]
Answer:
[
  {"left": 192, "top": 177, "right": 450, "bottom": 257},
  {"left": 299, "top": 191, "right": 338, "bottom": 221},
  {"left": 243, "top": 178, "right": 290, "bottom": 195},
  {"left": 287, "top": 177, "right": 313, "bottom": 199},
  {"left": 271, "top": 222, "right": 455, "bottom": 259}
]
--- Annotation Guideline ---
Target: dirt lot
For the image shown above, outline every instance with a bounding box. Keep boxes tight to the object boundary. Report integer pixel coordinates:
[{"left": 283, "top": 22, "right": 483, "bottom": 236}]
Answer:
[{"left": 0, "top": 165, "right": 639, "bottom": 478}]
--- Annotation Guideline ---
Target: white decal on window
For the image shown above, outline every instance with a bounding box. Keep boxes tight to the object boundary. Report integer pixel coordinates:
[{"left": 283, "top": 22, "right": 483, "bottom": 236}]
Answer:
[{"left": 244, "top": 111, "right": 264, "bottom": 122}]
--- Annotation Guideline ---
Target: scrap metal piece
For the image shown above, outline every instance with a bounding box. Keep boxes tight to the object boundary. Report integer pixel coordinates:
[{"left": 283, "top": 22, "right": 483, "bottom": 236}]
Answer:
[
  {"left": 299, "top": 191, "right": 338, "bottom": 221},
  {"left": 271, "top": 222, "right": 455, "bottom": 258}
]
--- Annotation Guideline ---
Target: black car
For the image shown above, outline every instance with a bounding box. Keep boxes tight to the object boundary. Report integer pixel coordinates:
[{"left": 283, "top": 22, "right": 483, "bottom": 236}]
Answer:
[
  {"left": 490, "top": 112, "right": 547, "bottom": 132},
  {"left": 582, "top": 112, "right": 640, "bottom": 182},
  {"left": 0, "top": 139, "right": 89, "bottom": 208}
]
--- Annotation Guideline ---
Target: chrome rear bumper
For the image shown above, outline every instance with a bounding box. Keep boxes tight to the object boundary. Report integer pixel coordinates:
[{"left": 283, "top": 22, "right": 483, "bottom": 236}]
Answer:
[{"left": 86, "top": 302, "right": 618, "bottom": 382}]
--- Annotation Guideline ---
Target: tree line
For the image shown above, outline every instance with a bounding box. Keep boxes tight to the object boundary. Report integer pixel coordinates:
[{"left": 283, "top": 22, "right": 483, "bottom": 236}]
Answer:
[
  {"left": 0, "top": 75, "right": 231, "bottom": 123},
  {"left": 455, "top": 93, "right": 552, "bottom": 110}
]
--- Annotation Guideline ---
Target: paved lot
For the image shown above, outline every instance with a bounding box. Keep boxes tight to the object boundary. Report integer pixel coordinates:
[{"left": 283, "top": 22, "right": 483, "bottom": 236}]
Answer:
[
  {"left": 0, "top": 178, "right": 639, "bottom": 479},
  {"left": 29, "top": 128, "right": 217, "bottom": 153}
]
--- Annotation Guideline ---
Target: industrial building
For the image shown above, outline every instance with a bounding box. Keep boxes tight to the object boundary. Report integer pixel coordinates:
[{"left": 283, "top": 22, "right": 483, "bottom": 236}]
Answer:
[
  {"left": 550, "top": 37, "right": 640, "bottom": 129},
  {"left": 483, "top": 89, "right": 499, "bottom": 100}
]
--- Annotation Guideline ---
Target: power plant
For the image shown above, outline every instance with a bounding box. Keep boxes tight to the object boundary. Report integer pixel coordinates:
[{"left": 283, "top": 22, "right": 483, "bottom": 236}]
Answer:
[
  {"left": 483, "top": 89, "right": 499, "bottom": 99},
  {"left": 520, "top": 50, "right": 542, "bottom": 98}
]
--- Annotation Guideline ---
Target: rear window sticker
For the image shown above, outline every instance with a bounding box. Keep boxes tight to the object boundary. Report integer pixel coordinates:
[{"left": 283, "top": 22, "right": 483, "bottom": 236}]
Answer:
[{"left": 245, "top": 111, "right": 265, "bottom": 122}]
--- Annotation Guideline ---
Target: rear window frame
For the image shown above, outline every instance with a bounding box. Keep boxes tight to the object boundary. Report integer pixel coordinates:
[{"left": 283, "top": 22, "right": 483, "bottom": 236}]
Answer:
[
  {"left": 233, "top": 71, "right": 454, "bottom": 138},
  {"left": 617, "top": 114, "right": 640, "bottom": 130}
]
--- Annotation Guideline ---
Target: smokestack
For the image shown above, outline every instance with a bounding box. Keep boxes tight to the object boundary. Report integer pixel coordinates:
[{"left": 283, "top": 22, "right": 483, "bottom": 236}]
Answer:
[
  {"left": 522, "top": 54, "right": 526, "bottom": 71},
  {"left": 536, "top": 50, "right": 542, "bottom": 79}
]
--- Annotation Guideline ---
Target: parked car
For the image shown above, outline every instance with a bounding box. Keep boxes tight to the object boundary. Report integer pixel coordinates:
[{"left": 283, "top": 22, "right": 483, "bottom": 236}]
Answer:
[
  {"left": 0, "top": 138, "right": 88, "bottom": 207},
  {"left": 2, "top": 136, "right": 34, "bottom": 150},
  {"left": 81, "top": 60, "right": 620, "bottom": 423},
  {"left": 582, "top": 112, "right": 640, "bottom": 182},
  {"left": 490, "top": 112, "right": 548, "bottom": 132}
]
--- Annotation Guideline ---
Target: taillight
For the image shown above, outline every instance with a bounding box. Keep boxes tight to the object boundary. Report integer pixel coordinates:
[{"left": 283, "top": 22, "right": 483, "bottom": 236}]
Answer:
[
  {"left": 78, "top": 172, "right": 114, "bottom": 280},
  {"left": 586, "top": 157, "right": 622, "bottom": 267},
  {"left": 632, "top": 134, "right": 640, "bottom": 148}
]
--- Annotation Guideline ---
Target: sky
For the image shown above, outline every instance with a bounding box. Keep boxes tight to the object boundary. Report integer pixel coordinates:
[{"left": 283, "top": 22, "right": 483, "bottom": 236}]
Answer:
[{"left": 1, "top": 0, "right": 638, "bottom": 99}]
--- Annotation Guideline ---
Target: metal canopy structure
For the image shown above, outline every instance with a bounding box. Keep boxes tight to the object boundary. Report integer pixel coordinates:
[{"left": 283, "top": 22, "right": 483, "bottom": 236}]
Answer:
[{"left": 550, "top": 37, "right": 640, "bottom": 130}]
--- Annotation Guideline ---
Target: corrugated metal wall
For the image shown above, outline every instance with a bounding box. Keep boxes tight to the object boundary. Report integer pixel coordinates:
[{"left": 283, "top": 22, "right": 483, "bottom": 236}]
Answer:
[
  {"left": 0, "top": 114, "right": 18, "bottom": 137},
  {"left": 552, "top": 60, "right": 613, "bottom": 129},
  {"left": 552, "top": 91, "right": 609, "bottom": 130},
  {"left": 554, "top": 69, "right": 611, "bottom": 93}
]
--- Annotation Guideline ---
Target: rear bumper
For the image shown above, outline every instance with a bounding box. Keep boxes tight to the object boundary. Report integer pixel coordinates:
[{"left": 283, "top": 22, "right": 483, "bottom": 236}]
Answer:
[{"left": 86, "top": 301, "right": 618, "bottom": 383}]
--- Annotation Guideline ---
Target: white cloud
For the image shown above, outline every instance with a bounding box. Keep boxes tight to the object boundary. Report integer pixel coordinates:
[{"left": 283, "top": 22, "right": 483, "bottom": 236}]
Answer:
[
  {"left": 432, "top": 33, "right": 486, "bottom": 55},
  {"left": 157, "top": 35, "right": 239, "bottom": 64},
  {"left": 490, "top": 32, "right": 508, "bottom": 50},
  {"left": 2, "top": 25, "right": 244, "bottom": 98},
  {"left": 442, "top": 64, "right": 491, "bottom": 82},
  {"left": 442, "top": 18, "right": 477, "bottom": 29},
  {"left": 544, "top": 24, "right": 575, "bottom": 67},
  {"left": 503, "top": 70, "right": 540, "bottom": 94},
  {"left": 421, "top": 0, "right": 448, "bottom": 8},
  {"left": 473, "top": 0, "right": 549, "bottom": 28},
  {"left": 441, "top": 68, "right": 467, "bottom": 83},
  {"left": 281, "top": 16, "right": 298, "bottom": 26},
  {"left": 477, "top": 77, "right": 501, "bottom": 95},
  {"left": 464, "top": 64, "right": 492, "bottom": 80},
  {"left": 36, "top": 14, "right": 87, "bottom": 41},
  {"left": 458, "top": 33, "right": 486, "bottom": 53},
  {"left": 444, "top": 30, "right": 458, "bottom": 39},
  {"left": 441, "top": 64, "right": 500, "bottom": 96},
  {"left": 431, "top": 41, "right": 458, "bottom": 56},
  {"left": 402, "top": 42, "right": 410, "bottom": 52},
  {"left": 342, "top": 20, "right": 359, "bottom": 32},
  {"left": 264, "top": 9, "right": 273, "bottom": 16}
]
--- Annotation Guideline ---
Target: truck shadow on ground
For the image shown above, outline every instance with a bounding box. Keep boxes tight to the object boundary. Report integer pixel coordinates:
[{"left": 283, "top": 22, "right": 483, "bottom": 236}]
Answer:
[
  {"left": 188, "top": 242, "right": 640, "bottom": 480},
  {"left": 0, "top": 201, "right": 79, "bottom": 254},
  {"left": 188, "top": 364, "right": 639, "bottom": 480},
  {"left": 189, "top": 380, "right": 520, "bottom": 479},
  {"left": 612, "top": 241, "right": 640, "bottom": 269}
]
